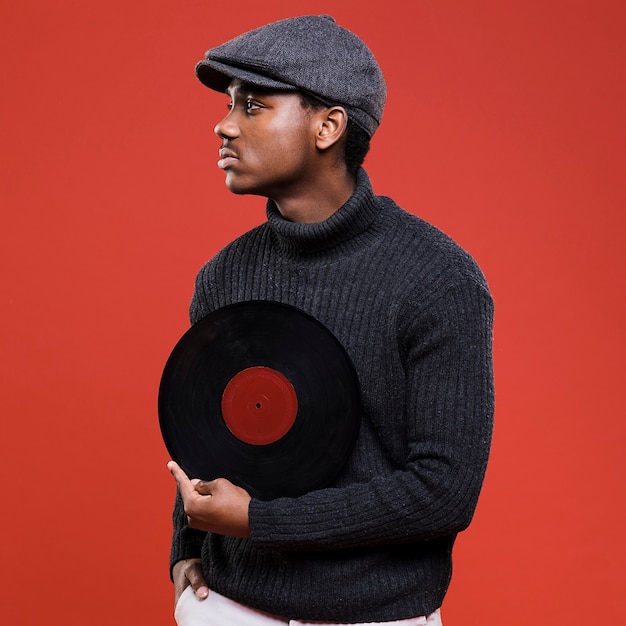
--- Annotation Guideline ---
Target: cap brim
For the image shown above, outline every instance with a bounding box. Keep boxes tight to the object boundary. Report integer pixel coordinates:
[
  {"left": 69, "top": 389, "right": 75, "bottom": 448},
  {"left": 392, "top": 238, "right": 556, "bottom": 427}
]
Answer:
[{"left": 195, "top": 59, "right": 299, "bottom": 93}]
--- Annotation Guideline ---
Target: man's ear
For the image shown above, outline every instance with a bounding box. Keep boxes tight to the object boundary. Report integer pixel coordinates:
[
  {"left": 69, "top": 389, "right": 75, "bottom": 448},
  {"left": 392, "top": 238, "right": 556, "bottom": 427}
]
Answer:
[{"left": 314, "top": 106, "right": 348, "bottom": 151}]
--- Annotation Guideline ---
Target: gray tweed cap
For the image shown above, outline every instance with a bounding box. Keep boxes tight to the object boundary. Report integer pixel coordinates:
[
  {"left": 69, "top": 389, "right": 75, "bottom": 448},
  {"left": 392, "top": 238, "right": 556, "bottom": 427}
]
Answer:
[{"left": 195, "top": 15, "right": 386, "bottom": 137}]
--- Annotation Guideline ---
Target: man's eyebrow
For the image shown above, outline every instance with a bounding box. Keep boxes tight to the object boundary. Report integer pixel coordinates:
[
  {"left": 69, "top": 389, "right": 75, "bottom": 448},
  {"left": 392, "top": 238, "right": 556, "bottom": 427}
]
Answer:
[{"left": 225, "top": 83, "right": 293, "bottom": 98}]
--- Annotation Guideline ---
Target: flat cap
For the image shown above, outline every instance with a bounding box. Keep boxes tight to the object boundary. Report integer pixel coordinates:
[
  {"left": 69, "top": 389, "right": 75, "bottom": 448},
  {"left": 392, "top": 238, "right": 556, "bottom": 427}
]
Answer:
[{"left": 195, "top": 15, "right": 386, "bottom": 137}]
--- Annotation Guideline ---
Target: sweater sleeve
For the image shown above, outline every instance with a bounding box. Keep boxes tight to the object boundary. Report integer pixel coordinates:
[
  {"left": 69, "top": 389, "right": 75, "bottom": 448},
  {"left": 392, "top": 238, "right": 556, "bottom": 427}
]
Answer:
[
  {"left": 248, "top": 275, "right": 494, "bottom": 551},
  {"left": 168, "top": 264, "right": 216, "bottom": 575},
  {"left": 169, "top": 489, "right": 207, "bottom": 577}
]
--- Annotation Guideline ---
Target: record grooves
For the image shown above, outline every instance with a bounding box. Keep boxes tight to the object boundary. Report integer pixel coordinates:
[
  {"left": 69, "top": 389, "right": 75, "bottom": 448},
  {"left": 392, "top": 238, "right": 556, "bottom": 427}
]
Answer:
[{"left": 158, "top": 301, "right": 361, "bottom": 500}]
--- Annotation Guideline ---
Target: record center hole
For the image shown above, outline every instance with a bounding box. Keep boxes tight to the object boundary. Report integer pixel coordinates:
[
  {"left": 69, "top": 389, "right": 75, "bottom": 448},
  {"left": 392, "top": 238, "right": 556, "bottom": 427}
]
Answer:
[{"left": 256, "top": 403, "right": 262, "bottom": 409}]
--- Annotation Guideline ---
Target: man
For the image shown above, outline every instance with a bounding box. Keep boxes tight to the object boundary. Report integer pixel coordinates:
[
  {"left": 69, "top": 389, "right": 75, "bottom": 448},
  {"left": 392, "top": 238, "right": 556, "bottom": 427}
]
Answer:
[{"left": 167, "top": 14, "right": 494, "bottom": 626}]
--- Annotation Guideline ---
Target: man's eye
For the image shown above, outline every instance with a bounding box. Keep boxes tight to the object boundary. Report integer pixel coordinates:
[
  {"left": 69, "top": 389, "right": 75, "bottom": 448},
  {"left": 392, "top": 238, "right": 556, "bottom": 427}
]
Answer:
[{"left": 245, "top": 99, "right": 261, "bottom": 112}]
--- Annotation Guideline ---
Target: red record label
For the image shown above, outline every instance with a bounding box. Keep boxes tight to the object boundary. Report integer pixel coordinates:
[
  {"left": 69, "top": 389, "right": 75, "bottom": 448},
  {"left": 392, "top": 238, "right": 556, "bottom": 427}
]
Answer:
[{"left": 221, "top": 366, "right": 298, "bottom": 445}]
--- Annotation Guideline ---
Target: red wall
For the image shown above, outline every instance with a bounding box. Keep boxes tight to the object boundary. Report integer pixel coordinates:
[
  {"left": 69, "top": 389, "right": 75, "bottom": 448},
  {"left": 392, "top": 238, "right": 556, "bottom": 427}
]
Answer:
[{"left": 1, "top": 1, "right": 624, "bottom": 624}]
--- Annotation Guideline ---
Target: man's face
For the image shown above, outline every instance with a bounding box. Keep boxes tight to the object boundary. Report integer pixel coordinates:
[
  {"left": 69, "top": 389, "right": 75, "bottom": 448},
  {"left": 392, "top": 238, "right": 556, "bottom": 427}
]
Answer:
[{"left": 214, "top": 79, "right": 319, "bottom": 198}]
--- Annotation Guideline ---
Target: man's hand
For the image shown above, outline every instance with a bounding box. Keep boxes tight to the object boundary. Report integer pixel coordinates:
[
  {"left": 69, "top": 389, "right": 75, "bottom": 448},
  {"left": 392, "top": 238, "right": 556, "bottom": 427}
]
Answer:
[
  {"left": 168, "top": 461, "right": 252, "bottom": 538},
  {"left": 172, "top": 558, "right": 208, "bottom": 606}
]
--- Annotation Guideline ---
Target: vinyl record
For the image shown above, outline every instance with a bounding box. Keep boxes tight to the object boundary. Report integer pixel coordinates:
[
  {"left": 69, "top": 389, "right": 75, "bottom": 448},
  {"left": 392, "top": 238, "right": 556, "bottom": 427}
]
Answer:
[{"left": 158, "top": 300, "right": 361, "bottom": 500}]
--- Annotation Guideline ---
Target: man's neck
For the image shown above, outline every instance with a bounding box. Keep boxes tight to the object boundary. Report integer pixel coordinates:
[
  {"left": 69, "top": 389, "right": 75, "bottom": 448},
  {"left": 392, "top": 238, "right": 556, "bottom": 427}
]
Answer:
[{"left": 272, "top": 170, "right": 357, "bottom": 224}]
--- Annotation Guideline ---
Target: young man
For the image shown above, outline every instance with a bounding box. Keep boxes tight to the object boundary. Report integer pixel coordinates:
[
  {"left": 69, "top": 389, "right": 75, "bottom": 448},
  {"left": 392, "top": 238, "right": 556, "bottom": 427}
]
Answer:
[{"left": 167, "top": 15, "right": 494, "bottom": 626}]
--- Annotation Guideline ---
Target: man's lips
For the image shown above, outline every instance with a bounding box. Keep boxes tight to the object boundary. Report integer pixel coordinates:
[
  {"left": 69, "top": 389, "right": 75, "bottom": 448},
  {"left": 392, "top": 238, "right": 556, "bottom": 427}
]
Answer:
[{"left": 218, "top": 148, "right": 238, "bottom": 170}]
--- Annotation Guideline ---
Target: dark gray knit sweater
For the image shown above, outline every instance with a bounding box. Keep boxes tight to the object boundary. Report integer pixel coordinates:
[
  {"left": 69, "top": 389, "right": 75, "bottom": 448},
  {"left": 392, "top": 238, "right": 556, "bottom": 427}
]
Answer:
[{"left": 170, "top": 169, "right": 494, "bottom": 622}]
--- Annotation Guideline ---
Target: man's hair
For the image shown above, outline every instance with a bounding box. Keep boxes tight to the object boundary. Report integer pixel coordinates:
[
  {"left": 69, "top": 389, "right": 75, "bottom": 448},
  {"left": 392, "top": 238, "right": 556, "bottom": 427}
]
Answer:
[{"left": 299, "top": 92, "right": 371, "bottom": 177}]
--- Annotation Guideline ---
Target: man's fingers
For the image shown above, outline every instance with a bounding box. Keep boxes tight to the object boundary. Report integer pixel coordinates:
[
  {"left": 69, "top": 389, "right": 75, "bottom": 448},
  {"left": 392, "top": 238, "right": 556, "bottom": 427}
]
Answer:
[
  {"left": 173, "top": 558, "right": 209, "bottom": 606},
  {"left": 167, "top": 461, "right": 197, "bottom": 499},
  {"left": 194, "top": 479, "right": 214, "bottom": 496},
  {"left": 167, "top": 460, "right": 187, "bottom": 481},
  {"left": 186, "top": 561, "right": 209, "bottom": 599}
]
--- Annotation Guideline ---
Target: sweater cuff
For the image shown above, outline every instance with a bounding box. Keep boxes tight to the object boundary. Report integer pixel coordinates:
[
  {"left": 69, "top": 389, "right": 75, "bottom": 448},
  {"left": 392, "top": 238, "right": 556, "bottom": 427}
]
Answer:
[{"left": 169, "top": 527, "right": 207, "bottom": 579}]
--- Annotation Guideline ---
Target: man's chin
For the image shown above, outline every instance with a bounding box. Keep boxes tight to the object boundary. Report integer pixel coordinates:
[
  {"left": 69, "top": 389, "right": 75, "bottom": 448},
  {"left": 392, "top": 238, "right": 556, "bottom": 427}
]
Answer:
[
  {"left": 225, "top": 176, "right": 267, "bottom": 198},
  {"left": 224, "top": 174, "right": 249, "bottom": 195}
]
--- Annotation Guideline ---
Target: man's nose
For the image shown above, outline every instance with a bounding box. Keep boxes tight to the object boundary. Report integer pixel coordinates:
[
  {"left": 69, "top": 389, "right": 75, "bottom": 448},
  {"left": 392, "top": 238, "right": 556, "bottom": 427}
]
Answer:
[{"left": 214, "top": 111, "right": 239, "bottom": 139}]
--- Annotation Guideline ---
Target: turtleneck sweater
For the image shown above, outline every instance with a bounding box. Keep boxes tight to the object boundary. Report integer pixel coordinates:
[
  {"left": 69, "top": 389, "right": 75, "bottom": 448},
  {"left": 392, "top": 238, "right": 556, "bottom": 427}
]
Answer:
[{"left": 170, "top": 169, "right": 494, "bottom": 622}]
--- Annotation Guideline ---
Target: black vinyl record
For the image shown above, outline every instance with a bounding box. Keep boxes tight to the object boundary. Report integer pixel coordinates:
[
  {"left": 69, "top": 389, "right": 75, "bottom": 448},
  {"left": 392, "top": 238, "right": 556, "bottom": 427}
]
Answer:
[{"left": 158, "top": 300, "right": 361, "bottom": 500}]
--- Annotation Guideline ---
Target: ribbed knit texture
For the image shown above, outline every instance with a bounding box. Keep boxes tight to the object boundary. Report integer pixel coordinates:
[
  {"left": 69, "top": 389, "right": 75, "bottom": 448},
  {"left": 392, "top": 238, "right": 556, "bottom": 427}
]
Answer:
[{"left": 170, "top": 169, "right": 494, "bottom": 622}]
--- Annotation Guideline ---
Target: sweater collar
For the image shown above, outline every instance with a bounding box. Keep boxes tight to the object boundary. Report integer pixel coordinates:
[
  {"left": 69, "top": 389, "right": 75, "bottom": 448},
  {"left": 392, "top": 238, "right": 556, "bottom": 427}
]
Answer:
[{"left": 265, "top": 169, "right": 381, "bottom": 258}]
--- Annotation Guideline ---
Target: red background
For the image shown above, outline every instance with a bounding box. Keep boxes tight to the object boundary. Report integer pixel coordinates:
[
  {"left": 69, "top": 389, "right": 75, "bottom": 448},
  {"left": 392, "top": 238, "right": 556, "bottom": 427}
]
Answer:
[{"left": 1, "top": 1, "right": 624, "bottom": 624}]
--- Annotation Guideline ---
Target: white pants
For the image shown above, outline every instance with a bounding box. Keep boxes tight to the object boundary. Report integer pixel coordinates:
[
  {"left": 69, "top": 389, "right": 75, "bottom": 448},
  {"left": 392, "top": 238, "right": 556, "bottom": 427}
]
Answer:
[{"left": 174, "top": 586, "right": 442, "bottom": 626}]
